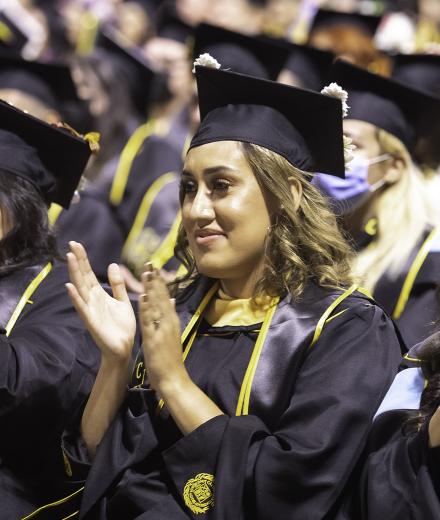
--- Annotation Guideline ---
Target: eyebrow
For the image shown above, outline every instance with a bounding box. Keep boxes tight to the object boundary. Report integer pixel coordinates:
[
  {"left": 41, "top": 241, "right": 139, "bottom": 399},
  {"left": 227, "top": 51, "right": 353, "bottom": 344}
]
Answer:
[{"left": 181, "top": 166, "right": 239, "bottom": 177}]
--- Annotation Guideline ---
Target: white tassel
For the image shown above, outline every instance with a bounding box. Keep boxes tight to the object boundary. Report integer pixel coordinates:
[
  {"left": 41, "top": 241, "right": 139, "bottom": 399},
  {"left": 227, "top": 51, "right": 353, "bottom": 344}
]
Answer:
[{"left": 192, "top": 53, "right": 221, "bottom": 74}]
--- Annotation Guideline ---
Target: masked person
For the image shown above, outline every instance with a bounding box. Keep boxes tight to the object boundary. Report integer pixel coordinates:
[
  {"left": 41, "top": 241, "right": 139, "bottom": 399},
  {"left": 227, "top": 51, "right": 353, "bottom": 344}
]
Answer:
[
  {"left": 54, "top": 57, "right": 404, "bottom": 520},
  {"left": 0, "top": 99, "right": 101, "bottom": 517},
  {"left": 314, "top": 60, "right": 440, "bottom": 348}
]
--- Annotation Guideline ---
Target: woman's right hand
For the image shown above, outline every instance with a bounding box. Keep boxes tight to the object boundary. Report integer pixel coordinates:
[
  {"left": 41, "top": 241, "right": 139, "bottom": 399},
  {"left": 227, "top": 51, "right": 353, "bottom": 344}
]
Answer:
[{"left": 66, "top": 241, "right": 136, "bottom": 361}]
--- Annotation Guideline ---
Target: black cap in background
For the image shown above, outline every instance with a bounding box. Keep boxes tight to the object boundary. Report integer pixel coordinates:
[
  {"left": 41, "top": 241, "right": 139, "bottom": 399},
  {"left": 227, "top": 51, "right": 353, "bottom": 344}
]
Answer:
[
  {"left": 156, "top": 3, "right": 192, "bottom": 43},
  {"left": 280, "top": 42, "right": 335, "bottom": 90},
  {"left": 310, "top": 9, "right": 382, "bottom": 37},
  {"left": 0, "top": 52, "right": 80, "bottom": 112},
  {"left": 96, "top": 28, "right": 155, "bottom": 115},
  {"left": 392, "top": 53, "right": 440, "bottom": 98},
  {"left": 0, "top": 99, "right": 93, "bottom": 208},
  {"left": 190, "top": 66, "right": 345, "bottom": 177},
  {"left": 193, "top": 23, "right": 290, "bottom": 80},
  {"left": 329, "top": 59, "right": 439, "bottom": 151}
]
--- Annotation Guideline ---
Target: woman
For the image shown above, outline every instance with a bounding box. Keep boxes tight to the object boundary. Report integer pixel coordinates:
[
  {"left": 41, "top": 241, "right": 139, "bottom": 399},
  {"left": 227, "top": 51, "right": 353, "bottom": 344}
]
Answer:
[
  {"left": 60, "top": 61, "right": 403, "bottom": 519},
  {"left": 314, "top": 60, "right": 440, "bottom": 348},
  {"left": 0, "top": 99, "right": 100, "bottom": 517}
]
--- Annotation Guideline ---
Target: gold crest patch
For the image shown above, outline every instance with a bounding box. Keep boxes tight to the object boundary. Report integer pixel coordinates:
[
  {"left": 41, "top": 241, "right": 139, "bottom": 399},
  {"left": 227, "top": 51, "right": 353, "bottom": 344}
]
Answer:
[{"left": 183, "top": 472, "right": 214, "bottom": 514}]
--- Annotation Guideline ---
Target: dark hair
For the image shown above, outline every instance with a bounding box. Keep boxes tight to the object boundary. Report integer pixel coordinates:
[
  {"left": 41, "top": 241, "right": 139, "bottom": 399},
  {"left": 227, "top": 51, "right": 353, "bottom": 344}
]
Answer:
[
  {"left": 0, "top": 170, "right": 59, "bottom": 277},
  {"left": 405, "top": 328, "right": 440, "bottom": 433}
]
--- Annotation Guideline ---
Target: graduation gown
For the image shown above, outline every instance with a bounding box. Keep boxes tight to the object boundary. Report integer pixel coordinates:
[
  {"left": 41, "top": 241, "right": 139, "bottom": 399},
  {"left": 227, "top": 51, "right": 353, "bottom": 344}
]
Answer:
[
  {"left": 0, "top": 262, "right": 100, "bottom": 517},
  {"left": 55, "top": 187, "right": 126, "bottom": 282},
  {"left": 373, "top": 227, "right": 440, "bottom": 348},
  {"left": 60, "top": 277, "right": 403, "bottom": 520},
  {"left": 353, "top": 220, "right": 440, "bottom": 348},
  {"left": 341, "top": 348, "right": 440, "bottom": 519}
]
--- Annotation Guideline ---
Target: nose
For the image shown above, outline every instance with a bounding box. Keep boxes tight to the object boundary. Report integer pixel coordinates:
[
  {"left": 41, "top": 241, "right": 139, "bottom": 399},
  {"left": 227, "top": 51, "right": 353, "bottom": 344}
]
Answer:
[{"left": 189, "top": 186, "right": 215, "bottom": 225}]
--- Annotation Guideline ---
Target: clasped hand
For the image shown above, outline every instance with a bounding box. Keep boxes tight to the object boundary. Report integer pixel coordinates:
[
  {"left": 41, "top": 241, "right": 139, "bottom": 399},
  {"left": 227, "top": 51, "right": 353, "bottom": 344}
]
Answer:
[{"left": 66, "top": 243, "right": 186, "bottom": 392}]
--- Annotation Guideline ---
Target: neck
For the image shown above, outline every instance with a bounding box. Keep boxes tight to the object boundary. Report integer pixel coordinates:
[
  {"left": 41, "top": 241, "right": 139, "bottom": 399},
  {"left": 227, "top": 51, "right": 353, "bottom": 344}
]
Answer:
[
  {"left": 343, "top": 191, "right": 381, "bottom": 238},
  {"left": 219, "top": 266, "right": 263, "bottom": 300}
]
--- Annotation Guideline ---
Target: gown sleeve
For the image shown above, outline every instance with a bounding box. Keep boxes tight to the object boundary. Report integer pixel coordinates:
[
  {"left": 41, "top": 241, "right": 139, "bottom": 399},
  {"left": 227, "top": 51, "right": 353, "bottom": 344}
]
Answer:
[
  {"left": 0, "top": 267, "right": 100, "bottom": 474},
  {"left": 347, "top": 410, "right": 440, "bottom": 520},
  {"left": 162, "top": 301, "right": 402, "bottom": 519}
]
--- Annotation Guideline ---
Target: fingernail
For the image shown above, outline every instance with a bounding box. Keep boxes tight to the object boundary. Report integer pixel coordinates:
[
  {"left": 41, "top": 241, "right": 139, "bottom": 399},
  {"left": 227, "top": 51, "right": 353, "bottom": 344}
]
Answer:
[
  {"left": 144, "top": 262, "right": 153, "bottom": 272},
  {"left": 146, "top": 272, "right": 153, "bottom": 282},
  {"left": 141, "top": 293, "right": 148, "bottom": 302}
]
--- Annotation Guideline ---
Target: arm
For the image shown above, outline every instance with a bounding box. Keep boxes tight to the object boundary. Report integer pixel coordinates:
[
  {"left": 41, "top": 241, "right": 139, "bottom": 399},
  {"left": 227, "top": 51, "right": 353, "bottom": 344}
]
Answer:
[
  {"left": 66, "top": 241, "right": 136, "bottom": 458},
  {"left": 138, "top": 269, "right": 223, "bottom": 435}
]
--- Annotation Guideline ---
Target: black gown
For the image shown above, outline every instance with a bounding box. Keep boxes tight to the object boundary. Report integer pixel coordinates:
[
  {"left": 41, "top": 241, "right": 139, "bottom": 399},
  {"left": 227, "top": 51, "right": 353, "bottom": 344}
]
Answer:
[
  {"left": 59, "top": 278, "right": 403, "bottom": 520},
  {"left": 355, "top": 222, "right": 440, "bottom": 348},
  {"left": 0, "top": 262, "right": 100, "bottom": 518},
  {"left": 339, "top": 347, "right": 440, "bottom": 519}
]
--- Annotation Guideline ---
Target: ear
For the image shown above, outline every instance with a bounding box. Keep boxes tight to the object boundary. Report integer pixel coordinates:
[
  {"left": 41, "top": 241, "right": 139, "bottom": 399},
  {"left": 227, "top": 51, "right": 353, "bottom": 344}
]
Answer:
[
  {"left": 383, "top": 155, "right": 405, "bottom": 185},
  {"left": 288, "top": 177, "right": 303, "bottom": 212}
]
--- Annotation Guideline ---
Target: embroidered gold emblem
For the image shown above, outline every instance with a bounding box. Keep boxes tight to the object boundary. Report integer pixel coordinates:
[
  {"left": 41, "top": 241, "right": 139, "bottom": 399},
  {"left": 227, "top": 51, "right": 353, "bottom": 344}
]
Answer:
[{"left": 183, "top": 473, "right": 214, "bottom": 514}]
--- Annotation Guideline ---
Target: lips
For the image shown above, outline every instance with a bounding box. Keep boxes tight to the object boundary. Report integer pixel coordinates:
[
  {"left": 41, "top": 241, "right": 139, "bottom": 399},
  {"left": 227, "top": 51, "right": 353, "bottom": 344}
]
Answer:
[{"left": 193, "top": 228, "right": 226, "bottom": 246}]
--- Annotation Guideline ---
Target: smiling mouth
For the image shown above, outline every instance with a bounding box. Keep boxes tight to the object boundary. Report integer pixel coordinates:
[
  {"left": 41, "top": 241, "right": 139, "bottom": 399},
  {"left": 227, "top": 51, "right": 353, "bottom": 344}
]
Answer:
[{"left": 194, "top": 232, "right": 226, "bottom": 246}]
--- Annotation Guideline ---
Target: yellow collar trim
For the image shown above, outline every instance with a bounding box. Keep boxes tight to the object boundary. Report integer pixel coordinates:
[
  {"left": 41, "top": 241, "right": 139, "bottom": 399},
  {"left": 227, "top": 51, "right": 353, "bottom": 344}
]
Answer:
[{"left": 204, "top": 289, "right": 273, "bottom": 327}]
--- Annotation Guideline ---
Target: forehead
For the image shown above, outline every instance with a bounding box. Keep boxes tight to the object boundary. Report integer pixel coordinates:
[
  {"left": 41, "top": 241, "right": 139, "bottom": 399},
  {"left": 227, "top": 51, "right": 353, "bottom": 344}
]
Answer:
[
  {"left": 343, "top": 119, "right": 378, "bottom": 142},
  {"left": 184, "top": 140, "right": 249, "bottom": 173}
]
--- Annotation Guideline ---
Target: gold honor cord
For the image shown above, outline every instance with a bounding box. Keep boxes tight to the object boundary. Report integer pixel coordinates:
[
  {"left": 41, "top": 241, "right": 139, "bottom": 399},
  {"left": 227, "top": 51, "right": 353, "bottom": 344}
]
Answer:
[
  {"left": 48, "top": 202, "right": 64, "bottom": 227},
  {"left": 235, "top": 299, "right": 279, "bottom": 416},
  {"left": 0, "top": 21, "right": 13, "bottom": 42},
  {"left": 149, "top": 212, "right": 182, "bottom": 269},
  {"left": 121, "top": 172, "right": 178, "bottom": 259},
  {"left": 75, "top": 10, "right": 99, "bottom": 55},
  {"left": 5, "top": 263, "right": 52, "bottom": 336},
  {"left": 392, "top": 227, "right": 440, "bottom": 320},
  {"left": 156, "top": 283, "right": 220, "bottom": 414},
  {"left": 109, "top": 119, "right": 170, "bottom": 207},
  {"left": 21, "top": 487, "right": 84, "bottom": 520}
]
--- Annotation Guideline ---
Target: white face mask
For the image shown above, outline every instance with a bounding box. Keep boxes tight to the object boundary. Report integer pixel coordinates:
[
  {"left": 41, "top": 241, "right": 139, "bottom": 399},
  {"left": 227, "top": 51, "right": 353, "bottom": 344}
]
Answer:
[{"left": 312, "top": 153, "right": 392, "bottom": 213}]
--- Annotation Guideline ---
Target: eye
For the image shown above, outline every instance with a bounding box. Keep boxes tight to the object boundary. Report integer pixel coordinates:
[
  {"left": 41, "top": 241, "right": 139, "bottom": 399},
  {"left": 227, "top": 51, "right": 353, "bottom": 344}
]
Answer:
[
  {"left": 211, "top": 178, "right": 231, "bottom": 193},
  {"left": 180, "top": 179, "right": 197, "bottom": 196}
]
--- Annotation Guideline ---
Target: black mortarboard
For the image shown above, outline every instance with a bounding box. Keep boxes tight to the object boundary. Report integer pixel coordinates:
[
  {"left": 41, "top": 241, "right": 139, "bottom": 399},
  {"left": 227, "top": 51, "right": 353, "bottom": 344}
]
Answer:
[
  {"left": 190, "top": 66, "right": 345, "bottom": 177},
  {"left": 193, "top": 23, "right": 290, "bottom": 80},
  {"left": 281, "top": 42, "right": 335, "bottom": 90},
  {"left": 329, "top": 59, "right": 439, "bottom": 151},
  {"left": 156, "top": 3, "right": 192, "bottom": 43},
  {"left": 96, "top": 28, "right": 155, "bottom": 114},
  {"left": 0, "top": 12, "right": 28, "bottom": 54},
  {"left": 0, "top": 52, "right": 80, "bottom": 112},
  {"left": 392, "top": 53, "right": 440, "bottom": 98},
  {"left": 0, "top": 99, "right": 93, "bottom": 208},
  {"left": 310, "top": 9, "right": 382, "bottom": 37}
]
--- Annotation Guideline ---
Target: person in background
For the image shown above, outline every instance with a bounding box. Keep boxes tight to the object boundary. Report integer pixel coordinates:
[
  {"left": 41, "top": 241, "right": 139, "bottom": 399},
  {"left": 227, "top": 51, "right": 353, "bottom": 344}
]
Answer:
[
  {"left": 0, "top": 99, "right": 101, "bottom": 518},
  {"left": 308, "top": 8, "right": 392, "bottom": 75},
  {"left": 314, "top": 59, "right": 440, "bottom": 347}
]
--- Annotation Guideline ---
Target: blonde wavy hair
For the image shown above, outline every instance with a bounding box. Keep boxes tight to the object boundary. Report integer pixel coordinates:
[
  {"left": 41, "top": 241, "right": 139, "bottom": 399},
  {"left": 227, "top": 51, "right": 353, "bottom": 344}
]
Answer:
[
  {"left": 173, "top": 142, "right": 353, "bottom": 300},
  {"left": 353, "top": 129, "right": 440, "bottom": 291}
]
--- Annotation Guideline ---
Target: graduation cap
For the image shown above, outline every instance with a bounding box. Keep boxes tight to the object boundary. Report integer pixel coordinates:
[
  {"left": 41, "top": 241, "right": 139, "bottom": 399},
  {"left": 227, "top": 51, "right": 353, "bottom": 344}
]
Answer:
[
  {"left": 156, "top": 3, "right": 192, "bottom": 43},
  {"left": 309, "top": 9, "right": 382, "bottom": 38},
  {"left": 0, "top": 12, "right": 28, "bottom": 54},
  {"left": 0, "top": 52, "right": 80, "bottom": 112},
  {"left": 190, "top": 66, "right": 345, "bottom": 177},
  {"left": 0, "top": 99, "right": 94, "bottom": 208},
  {"left": 392, "top": 53, "right": 440, "bottom": 98},
  {"left": 96, "top": 28, "right": 155, "bottom": 115},
  {"left": 281, "top": 42, "right": 335, "bottom": 90},
  {"left": 329, "top": 59, "right": 440, "bottom": 151},
  {"left": 193, "top": 23, "right": 290, "bottom": 80}
]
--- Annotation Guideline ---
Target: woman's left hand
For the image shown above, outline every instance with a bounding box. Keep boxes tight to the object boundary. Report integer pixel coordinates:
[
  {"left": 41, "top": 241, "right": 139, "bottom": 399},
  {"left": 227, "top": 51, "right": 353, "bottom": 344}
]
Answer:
[{"left": 139, "top": 267, "right": 187, "bottom": 392}]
